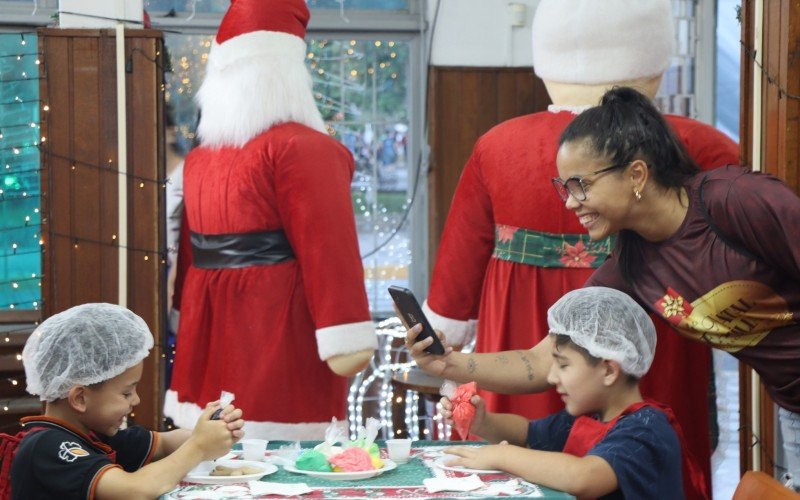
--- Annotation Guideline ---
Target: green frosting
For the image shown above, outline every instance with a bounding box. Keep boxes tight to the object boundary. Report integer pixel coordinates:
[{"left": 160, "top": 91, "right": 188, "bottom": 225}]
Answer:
[{"left": 295, "top": 450, "right": 332, "bottom": 472}]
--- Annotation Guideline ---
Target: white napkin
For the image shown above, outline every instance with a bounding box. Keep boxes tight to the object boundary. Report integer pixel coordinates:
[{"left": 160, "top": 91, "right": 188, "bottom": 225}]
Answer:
[
  {"left": 423, "top": 474, "right": 485, "bottom": 493},
  {"left": 248, "top": 481, "right": 313, "bottom": 496},
  {"left": 483, "top": 479, "right": 531, "bottom": 496}
]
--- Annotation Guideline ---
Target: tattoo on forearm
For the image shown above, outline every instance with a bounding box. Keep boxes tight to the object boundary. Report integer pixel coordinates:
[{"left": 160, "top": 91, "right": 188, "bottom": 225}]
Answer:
[
  {"left": 515, "top": 350, "right": 535, "bottom": 381},
  {"left": 495, "top": 354, "right": 509, "bottom": 365},
  {"left": 467, "top": 356, "right": 477, "bottom": 374}
]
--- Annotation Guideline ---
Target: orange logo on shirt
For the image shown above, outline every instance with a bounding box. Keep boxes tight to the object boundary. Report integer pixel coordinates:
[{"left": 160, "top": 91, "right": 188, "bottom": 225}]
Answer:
[{"left": 58, "top": 441, "right": 90, "bottom": 462}]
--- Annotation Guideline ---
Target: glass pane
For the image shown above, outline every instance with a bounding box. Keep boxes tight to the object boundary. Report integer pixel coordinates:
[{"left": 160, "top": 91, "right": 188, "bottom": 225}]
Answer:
[
  {"left": 655, "top": 0, "right": 696, "bottom": 116},
  {"left": 163, "top": 34, "right": 413, "bottom": 316},
  {"left": 308, "top": 0, "right": 408, "bottom": 9},
  {"left": 0, "top": 33, "right": 42, "bottom": 311},
  {"left": 309, "top": 37, "right": 411, "bottom": 316},
  {"left": 715, "top": 0, "right": 740, "bottom": 142},
  {"left": 145, "top": 0, "right": 228, "bottom": 14},
  {"left": 146, "top": 0, "right": 408, "bottom": 12}
]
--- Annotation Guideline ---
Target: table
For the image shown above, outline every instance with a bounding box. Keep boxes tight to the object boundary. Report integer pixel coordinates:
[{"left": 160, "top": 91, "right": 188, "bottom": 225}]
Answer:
[
  {"left": 391, "top": 368, "right": 446, "bottom": 402},
  {"left": 163, "top": 440, "right": 575, "bottom": 499}
]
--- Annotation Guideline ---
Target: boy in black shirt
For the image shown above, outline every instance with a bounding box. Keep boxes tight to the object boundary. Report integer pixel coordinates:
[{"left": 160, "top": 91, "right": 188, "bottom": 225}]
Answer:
[{"left": 4, "top": 303, "right": 245, "bottom": 499}]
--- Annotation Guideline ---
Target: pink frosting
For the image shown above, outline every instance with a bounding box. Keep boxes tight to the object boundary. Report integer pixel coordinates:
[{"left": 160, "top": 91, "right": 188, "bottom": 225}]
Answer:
[{"left": 329, "top": 447, "right": 375, "bottom": 472}]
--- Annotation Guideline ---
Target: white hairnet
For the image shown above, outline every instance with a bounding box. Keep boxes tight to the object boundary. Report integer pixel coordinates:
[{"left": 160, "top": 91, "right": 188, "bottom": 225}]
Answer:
[
  {"left": 23, "top": 303, "right": 154, "bottom": 402},
  {"left": 547, "top": 287, "right": 656, "bottom": 378}
]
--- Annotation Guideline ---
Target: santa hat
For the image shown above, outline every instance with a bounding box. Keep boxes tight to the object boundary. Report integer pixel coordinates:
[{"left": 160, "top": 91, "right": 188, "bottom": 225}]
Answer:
[
  {"left": 196, "top": 0, "right": 326, "bottom": 148},
  {"left": 532, "top": 0, "right": 674, "bottom": 85}
]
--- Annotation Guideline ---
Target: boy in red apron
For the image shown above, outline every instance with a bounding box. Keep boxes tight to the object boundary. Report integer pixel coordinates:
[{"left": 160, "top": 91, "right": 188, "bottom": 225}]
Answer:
[
  {"left": 441, "top": 287, "right": 706, "bottom": 499},
  {"left": 1, "top": 303, "right": 245, "bottom": 500}
]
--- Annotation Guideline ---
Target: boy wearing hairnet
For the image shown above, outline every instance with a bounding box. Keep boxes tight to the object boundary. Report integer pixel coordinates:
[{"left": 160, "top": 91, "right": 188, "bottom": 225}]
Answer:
[
  {"left": 440, "top": 287, "right": 705, "bottom": 499},
  {"left": 2, "top": 303, "right": 245, "bottom": 500}
]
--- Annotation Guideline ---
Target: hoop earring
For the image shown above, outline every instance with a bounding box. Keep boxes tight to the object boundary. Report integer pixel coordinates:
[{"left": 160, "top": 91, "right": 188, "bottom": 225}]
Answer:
[{"left": 634, "top": 190, "right": 642, "bottom": 201}]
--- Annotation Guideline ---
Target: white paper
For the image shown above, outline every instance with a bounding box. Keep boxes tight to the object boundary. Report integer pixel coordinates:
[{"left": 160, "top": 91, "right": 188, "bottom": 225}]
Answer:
[
  {"left": 423, "top": 474, "right": 485, "bottom": 493},
  {"left": 248, "top": 481, "right": 313, "bottom": 496}
]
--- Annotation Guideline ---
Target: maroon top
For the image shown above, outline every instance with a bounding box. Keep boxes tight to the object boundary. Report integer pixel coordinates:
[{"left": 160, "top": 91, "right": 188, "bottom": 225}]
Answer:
[{"left": 589, "top": 166, "right": 800, "bottom": 412}]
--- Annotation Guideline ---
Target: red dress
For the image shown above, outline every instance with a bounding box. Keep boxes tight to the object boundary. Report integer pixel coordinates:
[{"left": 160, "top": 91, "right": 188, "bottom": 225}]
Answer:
[
  {"left": 165, "top": 122, "right": 376, "bottom": 439},
  {"left": 425, "top": 109, "right": 739, "bottom": 486}
]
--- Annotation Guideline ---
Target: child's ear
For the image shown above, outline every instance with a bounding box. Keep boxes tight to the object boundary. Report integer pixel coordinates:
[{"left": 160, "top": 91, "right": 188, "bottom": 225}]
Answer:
[
  {"left": 67, "top": 385, "right": 89, "bottom": 413},
  {"left": 602, "top": 360, "right": 622, "bottom": 386}
]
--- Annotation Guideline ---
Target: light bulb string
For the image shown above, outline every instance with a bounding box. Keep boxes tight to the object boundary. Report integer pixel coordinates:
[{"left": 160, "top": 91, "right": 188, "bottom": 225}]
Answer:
[
  {"left": 741, "top": 41, "right": 800, "bottom": 101},
  {"left": 0, "top": 76, "right": 43, "bottom": 84},
  {"left": 40, "top": 146, "right": 170, "bottom": 186},
  {"left": 0, "top": 52, "right": 41, "bottom": 59},
  {"left": 0, "top": 223, "right": 42, "bottom": 233},
  {"left": 0, "top": 276, "right": 39, "bottom": 287},
  {"left": 0, "top": 299, "right": 39, "bottom": 310},
  {"left": 0, "top": 98, "right": 42, "bottom": 107},
  {"left": 0, "top": 121, "right": 41, "bottom": 130}
]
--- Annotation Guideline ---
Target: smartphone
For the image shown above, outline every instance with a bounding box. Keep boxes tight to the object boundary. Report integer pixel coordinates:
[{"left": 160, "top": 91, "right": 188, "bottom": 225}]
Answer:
[{"left": 388, "top": 285, "right": 446, "bottom": 355}]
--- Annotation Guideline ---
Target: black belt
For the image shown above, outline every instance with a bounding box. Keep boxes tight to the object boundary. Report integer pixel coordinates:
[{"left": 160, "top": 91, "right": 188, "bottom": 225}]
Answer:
[{"left": 190, "top": 230, "right": 295, "bottom": 269}]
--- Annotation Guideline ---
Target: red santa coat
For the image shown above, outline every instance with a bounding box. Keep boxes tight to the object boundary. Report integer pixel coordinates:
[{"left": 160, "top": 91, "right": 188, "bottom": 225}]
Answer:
[
  {"left": 165, "top": 122, "right": 376, "bottom": 439},
  {"left": 425, "top": 109, "right": 739, "bottom": 487}
]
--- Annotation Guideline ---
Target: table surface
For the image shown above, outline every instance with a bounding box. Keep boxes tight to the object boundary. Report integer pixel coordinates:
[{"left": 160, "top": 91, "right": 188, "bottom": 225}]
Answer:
[
  {"left": 391, "top": 368, "right": 446, "bottom": 397},
  {"left": 163, "top": 440, "right": 575, "bottom": 499}
]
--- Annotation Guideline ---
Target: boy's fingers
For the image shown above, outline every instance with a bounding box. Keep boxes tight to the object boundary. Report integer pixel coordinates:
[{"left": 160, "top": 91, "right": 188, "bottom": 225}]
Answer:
[
  {"left": 223, "top": 408, "right": 243, "bottom": 421},
  {"left": 199, "top": 404, "right": 219, "bottom": 418}
]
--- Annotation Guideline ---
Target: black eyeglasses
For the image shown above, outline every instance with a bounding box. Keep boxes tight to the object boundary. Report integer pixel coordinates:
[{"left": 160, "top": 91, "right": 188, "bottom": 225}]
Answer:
[{"left": 551, "top": 162, "right": 629, "bottom": 202}]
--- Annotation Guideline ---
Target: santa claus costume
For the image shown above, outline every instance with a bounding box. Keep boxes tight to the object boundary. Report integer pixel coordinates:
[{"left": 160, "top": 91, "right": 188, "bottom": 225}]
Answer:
[
  {"left": 164, "top": 0, "right": 377, "bottom": 439},
  {"left": 423, "top": 0, "right": 738, "bottom": 490}
]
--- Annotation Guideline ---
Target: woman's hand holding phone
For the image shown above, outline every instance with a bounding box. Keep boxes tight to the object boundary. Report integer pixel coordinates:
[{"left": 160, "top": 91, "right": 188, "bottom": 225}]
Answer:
[{"left": 405, "top": 324, "right": 453, "bottom": 377}]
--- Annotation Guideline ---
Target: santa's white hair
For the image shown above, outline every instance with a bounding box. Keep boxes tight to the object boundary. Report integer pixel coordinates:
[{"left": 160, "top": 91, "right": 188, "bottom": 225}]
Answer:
[{"left": 196, "top": 31, "right": 326, "bottom": 149}]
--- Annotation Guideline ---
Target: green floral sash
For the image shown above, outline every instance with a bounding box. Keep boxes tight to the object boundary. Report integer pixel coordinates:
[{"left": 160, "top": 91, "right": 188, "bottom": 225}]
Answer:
[{"left": 493, "top": 224, "right": 615, "bottom": 268}]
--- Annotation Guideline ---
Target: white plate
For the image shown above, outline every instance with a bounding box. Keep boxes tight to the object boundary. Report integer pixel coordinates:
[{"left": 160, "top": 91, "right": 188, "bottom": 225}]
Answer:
[
  {"left": 184, "top": 459, "right": 277, "bottom": 485},
  {"left": 283, "top": 459, "right": 397, "bottom": 481},
  {"left": 433, "top": 455, "right": 501, "bottom": 474}
]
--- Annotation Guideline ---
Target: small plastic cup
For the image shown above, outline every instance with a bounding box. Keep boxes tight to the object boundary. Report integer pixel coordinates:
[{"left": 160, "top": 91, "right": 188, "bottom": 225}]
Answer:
[
  {"left": 241, "top": 439, "right": 268, "bottom": 462},
  {"left": 385, "top": 438, "right": 412, "bottom": 464}
]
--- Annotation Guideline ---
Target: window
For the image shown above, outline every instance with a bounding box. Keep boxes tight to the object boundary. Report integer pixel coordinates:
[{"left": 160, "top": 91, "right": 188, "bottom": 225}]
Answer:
[
  {"left": 0, "top": 33, "right": 41, "bottom": 311},
  {"left": 164, "top": 30, "right": 422, "bottom": 316}
]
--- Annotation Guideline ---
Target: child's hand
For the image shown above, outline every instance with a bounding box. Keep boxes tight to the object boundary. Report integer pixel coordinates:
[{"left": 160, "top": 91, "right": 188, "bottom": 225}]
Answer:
[
  {"left": 217, "top": 404, "right": 245, "bottom": 441},
  {"left": 438, "top": 396, "right": 454, "bottom": 420},
  {"left": 438, "top": 394, "right": 486, "bottom": 436},
  {"left": 190, "top": 402, "right": 243, "bottom": 460},
  {"left": 467, "top": 395, "right": 487, "bottom": 436},
  {"left": 405, "top": 324, "right": 452, "bottom": 376},
  {"left": 442, "top": 444, "right": 505, "bottom": 471}
]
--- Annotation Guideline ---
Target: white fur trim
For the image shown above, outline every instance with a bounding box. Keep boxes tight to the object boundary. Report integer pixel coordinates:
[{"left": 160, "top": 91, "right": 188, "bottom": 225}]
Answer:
[
  {"left": 315, "top": 321, "right": 377, "bottom": 361},
  {"left": 197, "top": 31, "right": 326, "bottom": 148},
  {"left": 422, "top": 300, "right": 477, "bottom": 348},
  {"left": 547, "top": 104, "right": 590, "bottom": 114},
  {"left": 163, "top": 390, "right": 330, "bottom": 440},
  {"left": 532, "top": 0, "right": 674, "bottom": 84}
]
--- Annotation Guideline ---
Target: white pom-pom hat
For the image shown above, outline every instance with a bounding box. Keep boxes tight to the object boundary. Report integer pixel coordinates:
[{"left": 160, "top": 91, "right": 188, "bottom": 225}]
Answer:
[{"left": 532, "top": 0, "right": 675, "bottom": 85}]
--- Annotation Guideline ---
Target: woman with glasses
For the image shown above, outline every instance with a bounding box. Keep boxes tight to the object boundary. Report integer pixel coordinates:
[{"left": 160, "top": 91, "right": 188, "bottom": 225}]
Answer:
[
  {"left": 556, "top": 85, "right": 800, "bottom": 489},
  {"left": 416, "top": 1, "right": 738, "bottom": 490}
]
